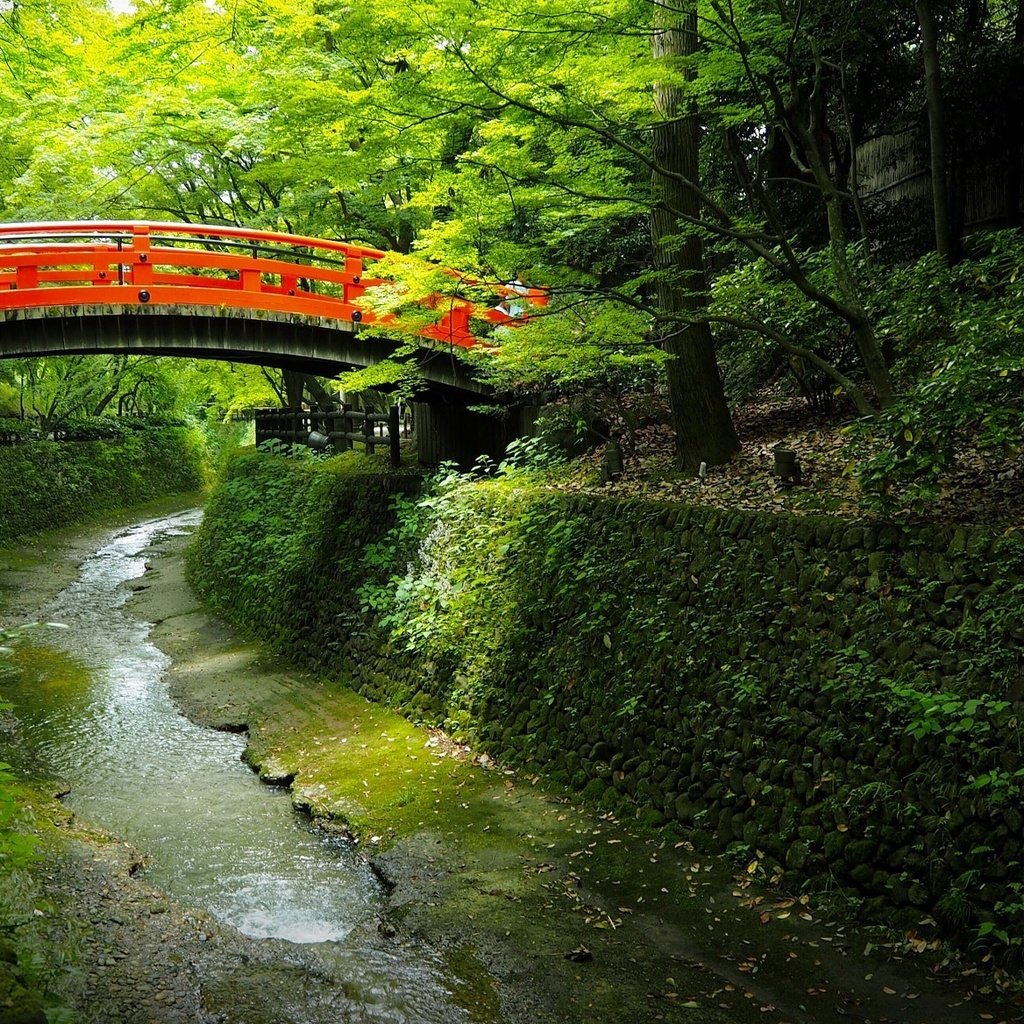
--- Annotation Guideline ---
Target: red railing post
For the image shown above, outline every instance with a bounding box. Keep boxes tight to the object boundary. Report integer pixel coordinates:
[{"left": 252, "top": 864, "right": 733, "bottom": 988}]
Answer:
[
  {"left": 131, "top": 224, "right": 153, "bottom": 287},
  {"left": 344, "top": 254, "right": 364, "bottom": 306},
  {"left": 15, "top": 264, "right": 38, "bottom": 290}
]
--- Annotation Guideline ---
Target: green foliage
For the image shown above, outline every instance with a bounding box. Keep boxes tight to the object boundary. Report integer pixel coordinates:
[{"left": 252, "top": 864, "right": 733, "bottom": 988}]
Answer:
[
  {"left": 851, "top": 232, "right": 1024, "bottom": 508},
  {"left": 0, "top": 353, "right": 287, "bottom": 434},
  {"left": 977, "top": 884, "right": 1024, "bottom": 953},
  {"left": 0, "top": 419, "right": 39, "bottom": 442},
  {"left": 473, "top": 304, "right": 666, "bottom": 395},
  {"left": 884, "top": 683, "right": 1024, "bottom": 804},
  {"left": 51, "top": 417, "right": 131, "bottom": 441},
  {"left": 0, "top": 425, "right": 211, "bottom": 544},
  {"left": 709, "top": 247, "right": 868, "bottom": 408},
  {"left": 334, "top": 358, "right": 427, "bottom": 401},
  {"left": 355, "top": 464, "right": 687, "bottom": 729},
  {"left": 185, "top": 447, "right": 420, "bottom": 652}
]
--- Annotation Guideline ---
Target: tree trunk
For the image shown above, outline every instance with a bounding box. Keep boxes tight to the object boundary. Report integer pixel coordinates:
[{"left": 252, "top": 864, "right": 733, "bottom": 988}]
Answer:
[
  {"left": 822, "top": 192, "right": 894, "bottom": 407},
  {"left": 788, "top": 55, "right": 895, "bottom": 409},
  {"left": 303, "top": 375, "right": 336, "bottom": 409},
  {"left": 651, "top": 2, "right": 739, "bottom": 472},
  {"left": 916, "top": 0, "right": 955, "bottom": 261},
  {"left": 91, "top": 387, "right": 120, "bottom": 417},
  {"left": 283, "top": 370, "right": 305, "bottom": 408}
]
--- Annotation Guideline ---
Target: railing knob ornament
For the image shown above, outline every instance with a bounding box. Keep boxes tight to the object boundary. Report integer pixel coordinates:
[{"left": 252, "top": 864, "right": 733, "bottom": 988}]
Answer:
[
  {"left": 138, "top": 290, "right": 150, "bottom": 303},
  {"left": 352, "top": 310, "right": 362, "bottom": 322}
]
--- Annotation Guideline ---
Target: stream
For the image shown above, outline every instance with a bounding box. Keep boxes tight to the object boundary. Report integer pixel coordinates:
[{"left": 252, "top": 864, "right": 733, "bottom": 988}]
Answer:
[
  {"left": 0, "top": 510, "right": 495, "bottom": 1023},
  {"left": 3, "top": 509, "right": 384, "bottom": 943},
  {"left": 2, "top": 508, "right": 1013, "bottom": 1024}
]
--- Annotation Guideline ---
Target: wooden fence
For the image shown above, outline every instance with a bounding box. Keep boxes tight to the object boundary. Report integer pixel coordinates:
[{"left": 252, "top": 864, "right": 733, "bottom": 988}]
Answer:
[
  {"left": 858, "top": 128, "right": 1023, "bottom": 235},
  {"left": 254, "top": 405, "right": 403, "bottom": 466}
]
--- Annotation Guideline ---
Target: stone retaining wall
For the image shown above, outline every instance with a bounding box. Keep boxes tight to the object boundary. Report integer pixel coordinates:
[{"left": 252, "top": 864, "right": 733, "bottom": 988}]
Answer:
[{"left": 188, "top": 451, "right": 1024, "bottom": 947}]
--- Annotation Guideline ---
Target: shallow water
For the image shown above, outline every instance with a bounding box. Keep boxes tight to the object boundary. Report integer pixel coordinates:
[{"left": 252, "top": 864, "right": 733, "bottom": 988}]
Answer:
[{"left": 3, "top": 510, "right": 383, "bottom": 944}]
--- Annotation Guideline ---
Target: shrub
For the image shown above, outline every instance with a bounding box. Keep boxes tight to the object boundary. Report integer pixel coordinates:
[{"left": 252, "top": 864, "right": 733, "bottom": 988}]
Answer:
[{"left": 0, "top": 426, "right": 211, "bottom": 543}]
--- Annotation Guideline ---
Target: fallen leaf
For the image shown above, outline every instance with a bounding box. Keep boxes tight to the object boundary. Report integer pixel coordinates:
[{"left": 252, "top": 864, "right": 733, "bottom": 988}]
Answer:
[{"left": 564, "top": 947, "right": 593, "bottom": 963}]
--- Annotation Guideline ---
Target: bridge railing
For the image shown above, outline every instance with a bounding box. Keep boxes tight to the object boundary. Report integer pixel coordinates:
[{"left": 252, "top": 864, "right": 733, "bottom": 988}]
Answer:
[
  {"left": 0, "top": 222, "right": 546, "bottom": 349},
  {"left": 254, "top": 405, "right": 404, "bottom": 466}
]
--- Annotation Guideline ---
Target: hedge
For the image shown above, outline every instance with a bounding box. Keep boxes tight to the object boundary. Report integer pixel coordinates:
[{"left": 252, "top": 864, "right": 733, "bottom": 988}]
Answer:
[{"left": 0, "top": 426, "right": 209, "bottom": 544}]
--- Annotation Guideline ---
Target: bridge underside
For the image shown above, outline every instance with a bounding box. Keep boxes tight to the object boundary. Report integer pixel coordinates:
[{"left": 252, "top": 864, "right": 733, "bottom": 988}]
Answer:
[{"left": 0, "top": 305, "right": 491, "bottom": 398}]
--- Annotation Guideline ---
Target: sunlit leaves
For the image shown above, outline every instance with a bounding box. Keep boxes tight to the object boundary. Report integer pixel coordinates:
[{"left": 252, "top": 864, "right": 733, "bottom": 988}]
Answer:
[{"left": 472, "top": 303, "right": 664, "bottom": 393}]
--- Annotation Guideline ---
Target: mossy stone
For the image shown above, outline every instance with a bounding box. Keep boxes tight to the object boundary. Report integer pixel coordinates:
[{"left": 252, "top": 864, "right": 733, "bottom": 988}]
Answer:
[
  {"left": 849, "top": 863, "right": 874, "bottom": 886},
  {"left": 674, "top": 795, "right": 696, "bottom": 822},
  {"left": 637, "top": 806, "right": 667, "bottom": 828},
  {"left": 785, "top": 840, "right": 810, "bottom": 871},
  {"left": 823, "top": 830, "right": 849, "bottom": 860},
  {"left": 867, "top": 551, "right": 888, "bottom": 574},
  {"left": 845, "top": 838, "right": 876, "bottom": 866},
  {"left": 791, "top": 769, "right": 811, "bottom": 800},
  {"left": 908, "top": 883, "right": 931, "bottom": 907}
]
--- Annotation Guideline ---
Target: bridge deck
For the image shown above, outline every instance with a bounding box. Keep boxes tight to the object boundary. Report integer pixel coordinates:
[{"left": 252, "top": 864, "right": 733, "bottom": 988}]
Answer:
[
  {"left": 0, "top": 221, "right": 545, "bottom": 358},
  {"left": 0, "top": 304, "right": 491, "bottom": 395}
]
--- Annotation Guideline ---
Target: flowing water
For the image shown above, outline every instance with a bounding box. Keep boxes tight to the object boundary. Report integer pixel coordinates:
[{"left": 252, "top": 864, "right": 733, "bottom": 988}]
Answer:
[
  {"left": 2, "top": 510, "right": 383, "bottom": 943},
  {"left": 0, "top": 510, "right": 504, "bottom": 1023}
]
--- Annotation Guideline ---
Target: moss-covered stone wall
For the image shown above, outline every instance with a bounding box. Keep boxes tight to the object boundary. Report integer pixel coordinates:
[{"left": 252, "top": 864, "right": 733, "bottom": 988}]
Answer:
[
  {"left": 0, "top": 426, "right": 210, "bottom": 544},
  {"left": 189, "top": 451, "right": 1024, "bottom": 947}
]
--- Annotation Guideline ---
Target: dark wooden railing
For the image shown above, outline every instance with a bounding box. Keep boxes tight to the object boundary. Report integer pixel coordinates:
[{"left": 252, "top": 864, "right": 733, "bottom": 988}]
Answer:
[{"left": 254, "top": 405, "right": 403, "bottom": 466}]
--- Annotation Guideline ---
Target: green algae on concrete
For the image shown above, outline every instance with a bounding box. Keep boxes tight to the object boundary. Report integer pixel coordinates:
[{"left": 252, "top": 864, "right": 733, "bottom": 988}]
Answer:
[{"left": 6, "top": 645, "right": 94, "bottom": 703}]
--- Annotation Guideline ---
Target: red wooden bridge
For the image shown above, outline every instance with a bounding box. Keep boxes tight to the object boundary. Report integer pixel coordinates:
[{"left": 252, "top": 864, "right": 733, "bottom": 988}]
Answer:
[{"left": 0, "top": 221, "right": 545, "bottom": 394}]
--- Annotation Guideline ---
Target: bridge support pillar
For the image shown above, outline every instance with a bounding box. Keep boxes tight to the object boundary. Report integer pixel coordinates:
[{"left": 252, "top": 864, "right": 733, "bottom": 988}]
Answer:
[{"left": 413, "top": 399, "right": 540, "bottom": 468}]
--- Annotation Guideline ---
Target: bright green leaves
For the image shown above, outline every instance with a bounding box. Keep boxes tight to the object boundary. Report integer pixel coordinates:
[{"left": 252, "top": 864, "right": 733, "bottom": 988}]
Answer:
[
  {"left": 334, "top": 359, "right": 426, "bottom": 402},
  {"left": 473, "top": 303, "right": 663, "bottom": 393}
]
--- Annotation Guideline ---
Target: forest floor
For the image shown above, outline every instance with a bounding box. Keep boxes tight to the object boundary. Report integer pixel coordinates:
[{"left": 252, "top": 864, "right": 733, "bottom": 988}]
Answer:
[{"left": 575, "top": 394, "right": 1024, "bottom": 530}]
